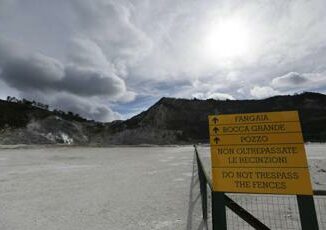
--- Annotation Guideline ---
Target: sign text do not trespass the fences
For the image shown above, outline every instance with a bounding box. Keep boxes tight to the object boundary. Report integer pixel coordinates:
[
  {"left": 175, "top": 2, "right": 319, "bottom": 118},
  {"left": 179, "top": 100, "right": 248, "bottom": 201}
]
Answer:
[{"left": 208, "top": 111, "right": 313, "bottom": 195}]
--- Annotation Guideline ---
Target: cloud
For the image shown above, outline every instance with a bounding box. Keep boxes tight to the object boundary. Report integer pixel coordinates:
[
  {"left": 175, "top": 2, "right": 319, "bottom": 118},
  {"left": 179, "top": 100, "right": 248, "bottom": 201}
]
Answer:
[
  {"left": 0, "top": 36, "right": 132, "bottom": 121},
  {"left": 70, "top": 0, "right": 153, "bottom": 67},
  {"left": 271, "top": 71, "right": 326, "bottom": 93},
  {"left": 208, "top": 92, "right": 235, "bottom": 100},
  {"left": 0, "top": 51, "right": 128, "bottom": 97},
  {"left": 2, "top": 53, "right": 65, "bottom": 91},
  {"left": 0, "top": 79, "right": 19, "bottom": 100},
  {"left": 21, "top": 91, "right": 121, "bottom": 122},
  {"left": 67, "top": 38, "right": 114, "bottom": 71},
  {"left": 251, "top": 71, "right": 326, "bottom": 98},
  {"left": 192, "top": 92, "right": 235, "bottom": 100},
  {"left": 0, "top": 0, "right": 16, "bottom": 15},
  {"left": 1, "top": 0, "right": 326, "bottom": 120},
  {"left": 62, "top": 66, "right": 126, "bottom": 97},
  {"left": 250, "top": 86, "right": 279, "bottom": 99},
  {"left": 50, "top": 93, "right": 122, "bottom": 122},
  {"left": 0, "top": 37, "right": 27, "bottom": 65},
  {"left": 271, "top": 72, "right": 308, "bottom": 89}
]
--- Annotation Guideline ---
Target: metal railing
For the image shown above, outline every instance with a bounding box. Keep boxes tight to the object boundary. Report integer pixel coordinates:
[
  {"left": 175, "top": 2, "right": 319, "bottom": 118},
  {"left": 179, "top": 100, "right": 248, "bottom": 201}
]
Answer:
[{"left": 194, "top": 145, "right": 326, "bottom": 230}]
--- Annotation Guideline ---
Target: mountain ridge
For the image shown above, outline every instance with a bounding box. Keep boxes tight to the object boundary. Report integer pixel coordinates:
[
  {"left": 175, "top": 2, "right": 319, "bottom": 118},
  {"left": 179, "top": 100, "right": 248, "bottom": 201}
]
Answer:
[{"left": 1, "top": 92, "right": 326, "bottom": 145}]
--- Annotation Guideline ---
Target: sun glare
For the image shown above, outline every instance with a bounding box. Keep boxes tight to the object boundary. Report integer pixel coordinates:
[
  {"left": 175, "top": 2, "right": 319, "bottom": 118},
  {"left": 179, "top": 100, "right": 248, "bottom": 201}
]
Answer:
[{"left": 204, "top": 19, "right": 250, "bottom": 60}]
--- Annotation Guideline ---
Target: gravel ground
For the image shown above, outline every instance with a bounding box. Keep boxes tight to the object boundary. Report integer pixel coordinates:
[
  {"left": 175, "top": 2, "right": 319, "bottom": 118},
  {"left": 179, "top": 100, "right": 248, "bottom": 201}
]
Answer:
[{"left": 0, "top": 146, "right": 205, "bottom": 230}]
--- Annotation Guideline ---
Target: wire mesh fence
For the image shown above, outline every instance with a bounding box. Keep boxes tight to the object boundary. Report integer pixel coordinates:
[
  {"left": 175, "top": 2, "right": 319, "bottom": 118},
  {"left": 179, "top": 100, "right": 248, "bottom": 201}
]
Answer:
[
  {"left": 315, "top": 195, "right": 326, "bottom": 229},
  {"left": 224, "top": 193, "right": 326, "bottom": 230},
  {"left": 194, "top": 146, "right": 326, "bottom": 229}
]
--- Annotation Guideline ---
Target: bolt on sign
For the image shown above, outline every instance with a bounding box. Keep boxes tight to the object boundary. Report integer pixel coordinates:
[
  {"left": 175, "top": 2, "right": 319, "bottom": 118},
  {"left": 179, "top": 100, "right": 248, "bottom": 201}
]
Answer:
[{"left": 208, "top": 111, "right": 313, "bottom": 195}]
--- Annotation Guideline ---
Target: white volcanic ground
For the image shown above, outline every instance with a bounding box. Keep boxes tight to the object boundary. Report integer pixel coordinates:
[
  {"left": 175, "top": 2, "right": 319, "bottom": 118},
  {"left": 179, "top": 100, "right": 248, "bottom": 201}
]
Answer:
[
  {"left": 0, "top": 146, "right": 204, "bottom": 230},
  {"left": 0, "top": 144, "right": 325, "bottom": 230}
]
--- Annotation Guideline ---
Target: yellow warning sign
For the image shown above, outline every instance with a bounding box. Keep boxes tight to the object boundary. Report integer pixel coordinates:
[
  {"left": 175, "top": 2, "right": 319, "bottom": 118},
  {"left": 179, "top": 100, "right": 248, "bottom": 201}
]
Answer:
[
  {"left": 208, "top": 111, "right": 313, "bottom": 195},
  {"left": 209, "top": 133, "right": 304, "bottom": 145},
  {"left": 209, "top": 122, "right": 301, "bottom": 135},
  {"left": 212, "top": 167, "right": 313, "bottom": 195},
  {"left": 210, "top": 144, "right": 308, "bottom": 168},
  {"left": 209, "top": 111, "right": 299, "bottom": 126}
]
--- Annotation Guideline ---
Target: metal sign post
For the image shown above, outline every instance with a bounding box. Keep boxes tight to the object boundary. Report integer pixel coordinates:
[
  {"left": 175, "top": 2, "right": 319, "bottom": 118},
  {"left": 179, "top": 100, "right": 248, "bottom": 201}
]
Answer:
[
  {"left": 297, "top": 195, "right": 319, "bottom": 230},
  {"left": 211, "top": 191, "right": 227, "bottom": 230}
]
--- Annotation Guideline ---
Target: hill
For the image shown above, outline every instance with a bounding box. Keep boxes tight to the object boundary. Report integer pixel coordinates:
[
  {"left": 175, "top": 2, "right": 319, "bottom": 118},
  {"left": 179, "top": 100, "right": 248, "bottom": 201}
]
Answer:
[
  {"left": 1, "top": 92, "right": 326, "bottom": 145},
  {"left": 103, "top": 92, "right": 326, "bottom": 144},
  {"left": 0, "top": 98, "right": 91, "bottom": 144}
]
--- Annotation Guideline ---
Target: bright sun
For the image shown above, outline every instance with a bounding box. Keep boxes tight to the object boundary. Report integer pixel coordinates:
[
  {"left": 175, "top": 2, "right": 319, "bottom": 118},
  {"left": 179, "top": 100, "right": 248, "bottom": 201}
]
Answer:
[{"left": 204, "top": 19, "right": 250, "bottom": 60}]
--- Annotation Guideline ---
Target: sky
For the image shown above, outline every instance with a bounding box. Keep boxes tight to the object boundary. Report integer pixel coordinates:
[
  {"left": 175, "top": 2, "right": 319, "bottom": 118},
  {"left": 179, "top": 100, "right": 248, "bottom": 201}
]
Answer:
[{"left": 0, "top": 0, "right": 326, "bottom": 121}]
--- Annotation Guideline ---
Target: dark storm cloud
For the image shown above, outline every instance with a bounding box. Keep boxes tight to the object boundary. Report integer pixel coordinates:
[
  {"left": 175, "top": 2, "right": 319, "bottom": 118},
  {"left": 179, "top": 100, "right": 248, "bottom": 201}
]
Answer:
[
  {"left": 0, "top": 54, "right": 126, "bottom": 97},
  {"left": 1, "top": 54, "right": 64, "bottom": 91},
  {"left": 61, "top": 66, "right": 125, "bottom": 97},
  {"left": 0, "top": 34, "right": 132, "bottom": 99},
  {"left": 0, "top": 36, "right": 129, "bottom": 121}
]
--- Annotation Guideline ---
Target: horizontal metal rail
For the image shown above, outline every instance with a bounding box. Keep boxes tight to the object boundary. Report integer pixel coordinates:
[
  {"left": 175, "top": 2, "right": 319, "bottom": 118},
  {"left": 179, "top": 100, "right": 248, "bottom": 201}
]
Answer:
[
  {"left": 194, "top": 145, "right": 212, "bottom": 189},
  {"left": 314, "top": 190, "right": 326, "bottom": 196}
]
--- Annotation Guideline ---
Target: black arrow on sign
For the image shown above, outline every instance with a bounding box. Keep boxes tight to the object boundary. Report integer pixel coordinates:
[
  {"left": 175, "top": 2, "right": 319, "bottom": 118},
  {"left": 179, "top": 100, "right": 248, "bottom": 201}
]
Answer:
[
  {"left": 213, "top": 127, "right": 219, "bottom": 134},
  {"left": 212, "top": 117, "right": 219, "bottom": 124},
  {"left": 213, "top": 137, "right": 220, "bottom": 144}
]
